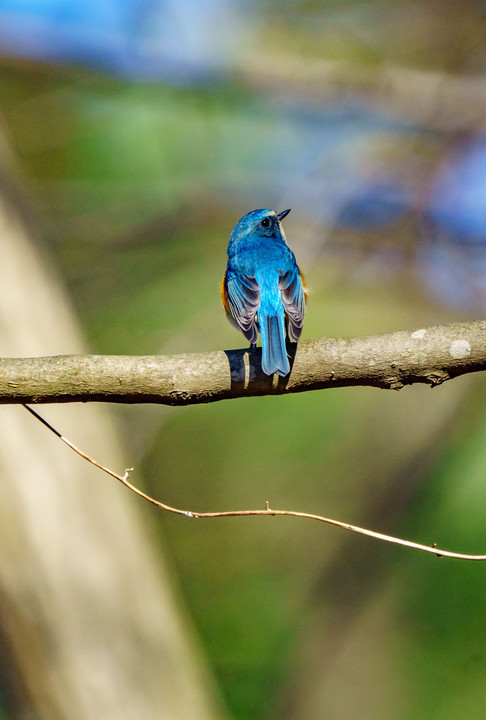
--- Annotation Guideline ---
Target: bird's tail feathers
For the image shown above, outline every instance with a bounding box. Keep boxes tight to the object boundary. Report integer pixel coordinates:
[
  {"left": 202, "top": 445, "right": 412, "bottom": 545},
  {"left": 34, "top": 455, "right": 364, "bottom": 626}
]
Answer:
[{"left": 260, "top": 312, "right": 290, "bottom": 377}]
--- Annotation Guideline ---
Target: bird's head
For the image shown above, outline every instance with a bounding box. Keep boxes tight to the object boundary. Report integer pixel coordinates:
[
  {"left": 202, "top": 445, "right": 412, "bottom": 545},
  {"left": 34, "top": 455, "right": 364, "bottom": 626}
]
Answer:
[{"left": 230, "top": 208, "right": 291, "bottom": 243}]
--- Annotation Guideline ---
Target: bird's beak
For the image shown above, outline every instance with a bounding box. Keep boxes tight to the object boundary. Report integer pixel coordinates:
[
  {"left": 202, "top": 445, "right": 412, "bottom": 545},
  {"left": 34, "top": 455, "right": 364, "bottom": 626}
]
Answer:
[{"left": 277, "top": 208, "right": 291, "bottom": 222}]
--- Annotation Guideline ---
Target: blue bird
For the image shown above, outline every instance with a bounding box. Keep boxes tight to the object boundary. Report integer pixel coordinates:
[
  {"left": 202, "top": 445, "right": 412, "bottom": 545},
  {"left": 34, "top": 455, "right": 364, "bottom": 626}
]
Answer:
[{"left": 222, "top": 208, "right": 307, "bottom": 376}]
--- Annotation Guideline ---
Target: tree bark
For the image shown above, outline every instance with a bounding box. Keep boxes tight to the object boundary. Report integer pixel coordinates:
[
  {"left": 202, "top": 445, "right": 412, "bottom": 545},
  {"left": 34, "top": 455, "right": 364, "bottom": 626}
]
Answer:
[{"left": 0, "top": 321, "right": 484, "bottom": 405}]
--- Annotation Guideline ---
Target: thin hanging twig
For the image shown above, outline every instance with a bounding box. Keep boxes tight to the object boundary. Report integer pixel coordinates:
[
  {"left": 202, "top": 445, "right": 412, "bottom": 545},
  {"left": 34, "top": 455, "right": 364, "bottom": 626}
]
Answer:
[{"left": 23, "top": 404, "right": 486, "bottom": 561}]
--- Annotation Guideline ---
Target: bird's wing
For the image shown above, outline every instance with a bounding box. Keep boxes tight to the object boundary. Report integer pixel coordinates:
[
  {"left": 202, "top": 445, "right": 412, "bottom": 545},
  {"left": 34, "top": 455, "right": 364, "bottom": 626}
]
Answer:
[
  {"left": 279, "top": 267, "right": 307, "bottom": 342},
  {"left": 224, "top": 271, "right": 260, "bottom": 343}
]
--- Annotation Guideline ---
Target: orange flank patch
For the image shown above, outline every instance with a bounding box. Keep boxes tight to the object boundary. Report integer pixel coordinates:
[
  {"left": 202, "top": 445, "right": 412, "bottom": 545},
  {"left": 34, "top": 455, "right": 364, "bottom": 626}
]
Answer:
[
  {"left": 300, "top": 269, "right": 309, "bottom": 303},
  {"left": 221, "top": 273, "right": 231, "bottom": 315}
]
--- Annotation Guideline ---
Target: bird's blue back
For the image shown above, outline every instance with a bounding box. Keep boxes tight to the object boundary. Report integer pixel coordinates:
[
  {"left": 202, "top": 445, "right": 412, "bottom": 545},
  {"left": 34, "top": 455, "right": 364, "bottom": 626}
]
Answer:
[{"left": 222, "top": 209, "right": 306, "bottom": 376}]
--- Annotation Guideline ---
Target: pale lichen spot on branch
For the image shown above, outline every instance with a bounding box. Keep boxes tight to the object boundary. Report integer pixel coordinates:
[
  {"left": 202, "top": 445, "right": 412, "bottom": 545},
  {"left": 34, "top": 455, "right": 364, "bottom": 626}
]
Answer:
[{"left": 450, "top": 339, "right": 471, "bottom": 359}]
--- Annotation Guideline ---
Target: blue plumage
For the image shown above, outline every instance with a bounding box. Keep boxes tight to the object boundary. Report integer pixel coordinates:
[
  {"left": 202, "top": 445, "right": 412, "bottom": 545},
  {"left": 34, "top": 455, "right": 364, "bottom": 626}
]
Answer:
[{"left": 222, "top": 208, "right": 307, "bottom": 376}]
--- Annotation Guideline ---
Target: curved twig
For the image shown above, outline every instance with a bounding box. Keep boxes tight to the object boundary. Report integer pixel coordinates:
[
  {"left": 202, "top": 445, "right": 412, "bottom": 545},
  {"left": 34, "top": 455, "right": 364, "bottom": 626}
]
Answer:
[{"left": 23, "top": 405, "right": 486, "bottom": 561}]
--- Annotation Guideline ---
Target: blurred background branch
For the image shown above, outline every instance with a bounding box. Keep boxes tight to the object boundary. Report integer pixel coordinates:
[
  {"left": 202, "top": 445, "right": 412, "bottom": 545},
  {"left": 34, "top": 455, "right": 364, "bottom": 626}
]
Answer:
[{"left": 240, "top": 51, "right": 486, "bottom": 133}]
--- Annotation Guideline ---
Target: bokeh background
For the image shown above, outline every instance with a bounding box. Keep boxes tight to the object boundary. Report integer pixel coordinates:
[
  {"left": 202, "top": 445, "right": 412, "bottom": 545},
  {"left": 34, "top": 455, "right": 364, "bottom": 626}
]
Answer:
[{"left": 1, "top": 1, "right": 486, "bottom": 719}]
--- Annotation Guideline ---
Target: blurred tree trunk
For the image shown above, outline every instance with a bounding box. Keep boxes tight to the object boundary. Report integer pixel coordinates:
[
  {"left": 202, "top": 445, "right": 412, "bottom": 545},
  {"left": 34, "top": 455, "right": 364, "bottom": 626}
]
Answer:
[{"left": 0, "top": 125, "right": 225, "bottom": 720}]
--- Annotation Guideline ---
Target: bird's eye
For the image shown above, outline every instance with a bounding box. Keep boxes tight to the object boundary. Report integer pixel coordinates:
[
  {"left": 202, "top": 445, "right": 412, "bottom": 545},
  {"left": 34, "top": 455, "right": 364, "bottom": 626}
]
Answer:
[{"left": 261, "top": 217, "right": 271, "bottom": 228}]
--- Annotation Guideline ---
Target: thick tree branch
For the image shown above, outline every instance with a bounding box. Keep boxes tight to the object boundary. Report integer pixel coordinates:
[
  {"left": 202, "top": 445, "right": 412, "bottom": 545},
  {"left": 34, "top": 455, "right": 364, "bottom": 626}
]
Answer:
[{"left": 0, "top": 320, "right": 484, "bottom": 405}]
